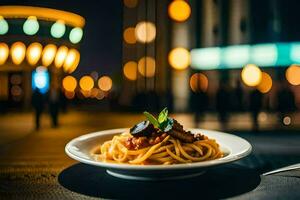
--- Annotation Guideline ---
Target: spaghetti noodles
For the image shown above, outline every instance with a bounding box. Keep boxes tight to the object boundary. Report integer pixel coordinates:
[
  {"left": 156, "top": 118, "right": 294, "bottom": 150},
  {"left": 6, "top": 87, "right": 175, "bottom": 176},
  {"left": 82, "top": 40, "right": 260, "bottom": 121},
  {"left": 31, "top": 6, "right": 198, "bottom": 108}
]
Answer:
[{"left": 92, "top": 131, "right": 223, "bottom": 165}]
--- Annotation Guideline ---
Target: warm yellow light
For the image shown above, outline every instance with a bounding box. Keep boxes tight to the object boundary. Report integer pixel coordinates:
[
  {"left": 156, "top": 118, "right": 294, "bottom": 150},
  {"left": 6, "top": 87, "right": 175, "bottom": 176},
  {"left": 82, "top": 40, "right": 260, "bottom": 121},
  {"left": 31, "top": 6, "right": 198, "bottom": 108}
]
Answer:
[
  {"left": 286, "top": 64, "right": 300, "bottom": 85},
  {"left": 26, "top": 42, "right": 42, "bottom": 66},
  {"left": 79, "top": 76, "right": 94, "bottom": 91},
  {"left": 135, "top": 21, "right": 156, "bottom": 43},
  {"left": 123, "top": 61, "right": 137, "bottom": 81},
  {"left": 241, "top": 64, "right": 262, "bottom": 87},
  {"left": 10, "top": 42, "right": 26, "bottom": 65},
  {"left": 168, "top": 47, "right": 190, "bottom": 70},
  {"left": 138, "top": 56, "right": 156, "bottom": 77},
  {"left": 62, "top": 75, "right": 77, "bottom": 92},
  {"left": 98, "top": 76, "right": 113, "bottom": 92},
  {"left": 190, "top": 73, "right": 208, "bottom": 92},
  {"left": 0, "top": 43, "right": 9, "bottom": 65},
  {"left": 124, "top": 0, "right": 138, "bottom": 8},
  {"left": 168, "top": 0, "right": 191, "bottom": 22},
  {"left": 0, "top": 6, "right": 85, "bottom": 27},
  {"left": 63, "top": 48, "right": 80, "bottom": 73},
  {"left": 55, "top": 46, "right": 68, "bottom": 68},
  {"left": 123, "top": 27, "right": 136, "bottom": 44},
  {"left": 42, "top": 44, "right": 57, "bottom": 67},
  {"left": 257, "top": 72, "right": 272, "bottom": 93}
]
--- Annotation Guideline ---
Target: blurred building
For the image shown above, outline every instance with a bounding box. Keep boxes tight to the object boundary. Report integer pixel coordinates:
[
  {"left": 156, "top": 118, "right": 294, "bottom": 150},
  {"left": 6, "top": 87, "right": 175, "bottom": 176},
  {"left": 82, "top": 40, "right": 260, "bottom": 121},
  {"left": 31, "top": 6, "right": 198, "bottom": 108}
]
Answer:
[
  {"left": 121, "top": 0, "right": 300, "bottom": 112},
  {"left": 0, "top": 6, "right": 84, "bottom": 110}
]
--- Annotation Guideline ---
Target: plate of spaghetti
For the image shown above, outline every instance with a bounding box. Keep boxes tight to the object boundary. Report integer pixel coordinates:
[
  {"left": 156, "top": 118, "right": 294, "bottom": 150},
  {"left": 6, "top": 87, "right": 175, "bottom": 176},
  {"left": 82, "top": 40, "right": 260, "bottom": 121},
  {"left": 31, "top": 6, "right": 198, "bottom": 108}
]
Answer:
[{"left": 65, "top": 108, "right": 252, "bottom": 180}]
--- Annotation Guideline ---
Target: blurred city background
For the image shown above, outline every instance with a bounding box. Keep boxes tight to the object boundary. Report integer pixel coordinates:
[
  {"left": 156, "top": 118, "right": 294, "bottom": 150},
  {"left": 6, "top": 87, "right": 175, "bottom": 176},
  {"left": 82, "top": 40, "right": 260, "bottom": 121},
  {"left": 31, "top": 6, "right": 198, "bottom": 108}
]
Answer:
[{"left": 1, "top": 0, "right": 300, "bottom": 175}]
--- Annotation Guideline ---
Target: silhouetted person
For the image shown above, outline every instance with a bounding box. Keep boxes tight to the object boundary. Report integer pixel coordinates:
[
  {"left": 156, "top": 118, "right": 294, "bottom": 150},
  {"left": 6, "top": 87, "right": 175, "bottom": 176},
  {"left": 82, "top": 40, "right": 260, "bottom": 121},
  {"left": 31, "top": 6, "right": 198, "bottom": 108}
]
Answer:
[
  {"left": 32, "top": 88, "right": 44, "bottom": 130},
  {"left": 277, "top": 81, "right": 296, "bottom": 124},
  {"left": 60, "top": 90, "right": 67, "bottom": 113},
  {"left": 249, "top": 89, "right": 263, "bottom": 132},
  {"left": 191, "top": 91, "right": 208, "bottom": 127},
  {"left": 216, "top": 84, "right": 230, "bottom": 130},
  {"left": 234, "top": 80, "right": 244, "bottom": 111},
  {"left": 48, "top": 87, "right": 60, "bottom": 127}
]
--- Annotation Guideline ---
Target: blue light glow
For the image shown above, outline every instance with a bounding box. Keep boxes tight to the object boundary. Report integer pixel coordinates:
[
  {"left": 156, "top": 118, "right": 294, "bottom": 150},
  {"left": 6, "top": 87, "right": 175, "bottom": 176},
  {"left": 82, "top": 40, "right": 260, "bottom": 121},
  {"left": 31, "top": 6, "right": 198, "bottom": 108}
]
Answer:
[{"left": 32, "top": 66, "right": 49, "bottom": 94}]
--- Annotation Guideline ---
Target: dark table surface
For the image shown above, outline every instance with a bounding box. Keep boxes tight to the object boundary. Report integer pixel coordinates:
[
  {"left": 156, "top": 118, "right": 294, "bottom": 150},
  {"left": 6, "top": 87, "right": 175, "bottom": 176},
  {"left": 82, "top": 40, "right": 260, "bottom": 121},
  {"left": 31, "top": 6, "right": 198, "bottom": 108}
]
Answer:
[{"left": 1, "top": 112, "right": 300, "bottom": 199}]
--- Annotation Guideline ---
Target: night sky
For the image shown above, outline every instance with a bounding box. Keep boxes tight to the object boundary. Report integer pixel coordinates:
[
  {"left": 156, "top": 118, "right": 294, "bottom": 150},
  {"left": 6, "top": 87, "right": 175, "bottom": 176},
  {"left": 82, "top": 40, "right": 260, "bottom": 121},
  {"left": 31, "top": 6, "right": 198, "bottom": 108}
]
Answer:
[{"left": 0, "top": 0, "right": 123, "bottom": 77}]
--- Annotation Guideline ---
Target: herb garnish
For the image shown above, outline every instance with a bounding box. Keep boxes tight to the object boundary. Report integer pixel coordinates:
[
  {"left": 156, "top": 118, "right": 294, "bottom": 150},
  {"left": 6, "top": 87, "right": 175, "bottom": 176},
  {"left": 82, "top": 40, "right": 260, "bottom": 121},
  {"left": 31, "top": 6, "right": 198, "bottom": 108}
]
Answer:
[{"left": 143, "top": 108, "right": 174, "bottom": 132}]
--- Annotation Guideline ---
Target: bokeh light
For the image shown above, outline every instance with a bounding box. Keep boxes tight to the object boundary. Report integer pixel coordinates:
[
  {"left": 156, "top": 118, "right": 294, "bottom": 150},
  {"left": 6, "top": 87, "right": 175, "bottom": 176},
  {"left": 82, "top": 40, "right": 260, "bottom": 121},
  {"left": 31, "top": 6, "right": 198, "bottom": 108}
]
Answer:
[
  {"left": 64, "top": 91, "right": 75, "bottom": 99},
  {"left": 124, "top": 0, "right": 138, "bottom": 8},
  {"left": 80, "top": 89, "right": 91, "bottom": 98},
  {"left": 283, "top": 116, "right": 291, "bottom": 125},
  {"left": 135, "top": 21, "right": 156, "bottom": 43},
  {"left": 23, "top": 16, "right": 39, "bottom": 35},
  {"left": 79, "top": 76, "right": 94, "bottom": 91},
  {"left": 51, "top": 20, "right": 66, "bottom": 38},
  {"left": 138, "top": 56, "right": 156, "bottom": 77},
  {"left": 98, "top": 76, "right": 113, "bottom": 92},
  {"left": 123, "top": 61, "right": 137, "bottom": 81},
  {"left": 26, "top": 42, "right": 42, "bottom": 66},
  {"left": 189, "top": 73, "right": 208, "bottom": 92},
  {"left": 10, "top": 42, "right": 26, "bottom": 65},
  {"left": 257, "top": 72, "right": 272, "bottom": 93},
  {"left": 123, "top": 27, "right": 136, "bottom": 44},
  {"left": 62, "top": 76, "right": 77, "bottom": 92},
  {"left": 168, "top": 47, "right": 190, "bottom": 70},
  {"left": 42, "top": 44, "right": 57, "bottom": 67},
  {"left": 55, "top": 46, "right": 68, "bottom": 68},
  {"left": 0, "top": 16, "right": 9, "bottom": 35},
  {"left": 0, "top": 43, "right": 9, "bottom": 65},
  {"left": 63, "top": 48, "right": 80, "bottom": 73},
  {"left": 69, "top": 27, "right": 83, "bottom": 44},
  {"left": 32, "top": 66, "right": 49, "bottom": 94},
  {"left": 168, "top": 0, "right": 191, "bottom": 22},
  {"left": 241, "top": 64, "right": 262, "bottom": 87},
  {"left": 286, "top": 64, "right": 300, "bottom": 85}
]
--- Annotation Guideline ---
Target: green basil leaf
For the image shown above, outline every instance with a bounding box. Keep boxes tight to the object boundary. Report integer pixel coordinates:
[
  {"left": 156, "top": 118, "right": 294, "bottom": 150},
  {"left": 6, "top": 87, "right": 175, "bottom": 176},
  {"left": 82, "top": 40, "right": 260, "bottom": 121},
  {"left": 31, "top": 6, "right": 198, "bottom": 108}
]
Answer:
[
  {"left": 162, "top": 117, "right": 174, "bottom": 132},
  {"left": 158, "top": 107, "right": 168, "bottom": 124},
  {"left": 143, "top": 111, "right": 159, "bottom": 128}
]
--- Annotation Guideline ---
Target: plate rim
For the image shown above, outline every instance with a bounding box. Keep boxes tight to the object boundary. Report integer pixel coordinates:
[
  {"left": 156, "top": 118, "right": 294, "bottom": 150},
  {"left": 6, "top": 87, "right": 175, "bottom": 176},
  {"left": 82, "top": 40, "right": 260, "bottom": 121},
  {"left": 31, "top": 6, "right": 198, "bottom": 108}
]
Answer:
[{"left": 65, "top": 128, "right": 252, "bottom": 171}]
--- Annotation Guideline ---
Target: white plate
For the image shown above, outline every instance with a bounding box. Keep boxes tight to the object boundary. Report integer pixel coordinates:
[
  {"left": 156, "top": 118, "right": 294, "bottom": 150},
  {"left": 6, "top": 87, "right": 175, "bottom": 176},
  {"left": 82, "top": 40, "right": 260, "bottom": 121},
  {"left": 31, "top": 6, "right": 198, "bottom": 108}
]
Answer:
[{"left": 65, "top": 128, "right": 252, "bottom": 180}]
